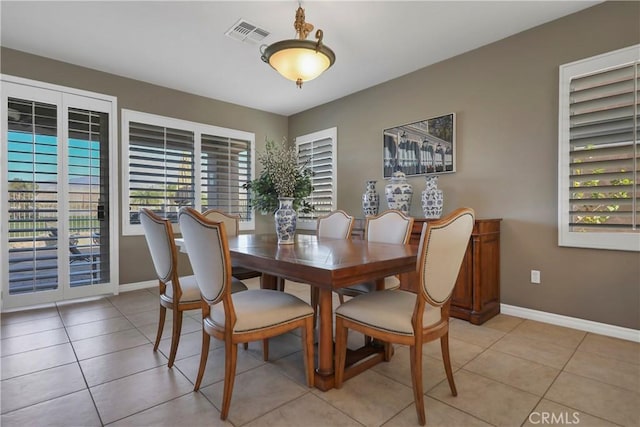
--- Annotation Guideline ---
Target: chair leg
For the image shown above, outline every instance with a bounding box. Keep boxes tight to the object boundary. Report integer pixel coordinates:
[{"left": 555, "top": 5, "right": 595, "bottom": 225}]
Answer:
[
  {"left": 262, "top": 339, "right": 269, "bottom": 361},
  {"left": 243, "top": 342, "right": 249, "bottom": 350},
  {"left": 301, "top": 317, "right": 315, "bottom": 387},
  {"left": 410, "top": 344, "right": 426, "bottom": 426},
  {"left": 338, "top": 292, "right": 345, "bottom": 305},
  {"left": 277, "top": 277, "right": 285, "bottom": 292},
  {"left": 153, "top": 305, "right": 166, "bottom": 351},
  {"left": 383, "top": 342, "right": 393, "bottom": 362},
  {"left": 334, "top": 317, "right": 348, "bottom": 388},
  {"left": 440, "top": 332, "right": 457, "bottom": 396},
  {"left": 193, "top": 332, "right": 211, "bottom": 391},
  {"left": 167, "top": 308, "right": 183, "bottom": 368},
  {"left": 310, "top": 287, "right": 319, "bottom": 328},
  {"left": 220, "top": 342, "right": 238, "bottom": 421}
]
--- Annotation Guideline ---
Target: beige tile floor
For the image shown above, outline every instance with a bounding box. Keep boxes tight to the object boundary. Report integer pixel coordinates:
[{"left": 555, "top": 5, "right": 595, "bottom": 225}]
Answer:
[{"left": 1, "top": 278, "right": 639, "bottom": 426}]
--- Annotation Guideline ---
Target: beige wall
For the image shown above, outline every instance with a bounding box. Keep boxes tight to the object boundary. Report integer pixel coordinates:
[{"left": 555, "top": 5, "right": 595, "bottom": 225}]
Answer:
[
  {"left": 2, "top": 2, "right": 638, "bottom": 329},
  {"left": 288, "top": 1, "right": 640, "bottom": 329},
  {"left": 1, "top": 47, "right": 287, "bottom": 284}
]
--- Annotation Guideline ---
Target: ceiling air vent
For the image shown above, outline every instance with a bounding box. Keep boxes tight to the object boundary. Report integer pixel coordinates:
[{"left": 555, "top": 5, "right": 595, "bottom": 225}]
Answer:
[{"left": 225, "top": 19, "right": 270, "bottom": 44}]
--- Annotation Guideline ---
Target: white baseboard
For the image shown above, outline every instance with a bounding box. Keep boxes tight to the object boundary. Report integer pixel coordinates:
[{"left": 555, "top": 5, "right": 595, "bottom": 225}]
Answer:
[
  {"left": 118, "top": 280, "right": 156, "bottom": 293},
  {"left": 501, "top": 304, "right": 640, "bottom": 343}
]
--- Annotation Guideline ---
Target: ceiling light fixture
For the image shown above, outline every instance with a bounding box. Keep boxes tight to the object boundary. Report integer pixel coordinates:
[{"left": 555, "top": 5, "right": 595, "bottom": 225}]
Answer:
[{"left": 260, "top": 4, "right": 335, "bottom": 88}]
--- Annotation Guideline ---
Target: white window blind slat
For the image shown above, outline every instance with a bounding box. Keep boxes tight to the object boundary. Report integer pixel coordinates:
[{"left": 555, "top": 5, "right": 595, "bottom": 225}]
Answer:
[
  {"left": 558, "top": 45, "right": 640, "bottom": 251},
  {"left": 295, "top": 129, "right": 337, "bottom": 224},
  {"left": 123, "top": 110, "right": 254, "bottom": 234}
]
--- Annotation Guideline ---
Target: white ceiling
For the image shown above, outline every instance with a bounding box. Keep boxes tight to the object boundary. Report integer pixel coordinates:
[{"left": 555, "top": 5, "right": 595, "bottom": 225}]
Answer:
[{"left": 1, "top": 1, "right": 600, "bottom": 116}]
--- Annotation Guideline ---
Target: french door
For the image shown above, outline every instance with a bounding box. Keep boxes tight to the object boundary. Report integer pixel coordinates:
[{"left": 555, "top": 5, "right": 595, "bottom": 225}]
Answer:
[{"left": 1, "top": 78, "right": 118, "bottom": 309}]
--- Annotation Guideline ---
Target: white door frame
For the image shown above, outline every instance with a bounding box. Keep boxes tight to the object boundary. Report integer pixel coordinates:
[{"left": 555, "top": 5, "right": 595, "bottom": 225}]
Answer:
[{"left": 1, "top": 75, "right": 119, "bottom": 310}]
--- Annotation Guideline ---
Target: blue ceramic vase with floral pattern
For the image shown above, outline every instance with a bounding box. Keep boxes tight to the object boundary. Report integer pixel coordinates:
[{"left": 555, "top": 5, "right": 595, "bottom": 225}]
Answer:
[{"left": 275, "top": 197, "right": 297, "bottom": 244}]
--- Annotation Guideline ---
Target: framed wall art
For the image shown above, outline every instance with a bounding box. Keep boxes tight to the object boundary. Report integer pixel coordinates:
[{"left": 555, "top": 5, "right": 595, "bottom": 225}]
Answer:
[{"left": 383, "top": 113, "right": 456, "bottom": 178}]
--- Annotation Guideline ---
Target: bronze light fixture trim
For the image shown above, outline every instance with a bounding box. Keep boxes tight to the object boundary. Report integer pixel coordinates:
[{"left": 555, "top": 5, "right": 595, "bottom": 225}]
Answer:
[{"left": 260, "top": 4, "right": 336, "bottom": 88}]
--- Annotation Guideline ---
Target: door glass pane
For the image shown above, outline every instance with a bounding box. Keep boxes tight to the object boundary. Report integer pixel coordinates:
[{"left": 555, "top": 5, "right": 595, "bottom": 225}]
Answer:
[
  {"left": 7, "top": 97, "right": 58, "bottom": 295},
  {"left": 68, "top": 107, "right": 110, "bottom": 287}
]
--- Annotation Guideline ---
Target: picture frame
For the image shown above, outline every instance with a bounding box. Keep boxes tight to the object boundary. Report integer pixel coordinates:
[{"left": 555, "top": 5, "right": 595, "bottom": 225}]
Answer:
[{"left": 383, "top": 113, "right": 456, "bottom": 178}]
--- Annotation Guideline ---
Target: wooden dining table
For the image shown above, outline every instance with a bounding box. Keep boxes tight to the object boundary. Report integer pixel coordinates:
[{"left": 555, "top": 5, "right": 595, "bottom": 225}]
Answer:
[{"left": 176, "top": 233, "right": 418, "bottom": 391}]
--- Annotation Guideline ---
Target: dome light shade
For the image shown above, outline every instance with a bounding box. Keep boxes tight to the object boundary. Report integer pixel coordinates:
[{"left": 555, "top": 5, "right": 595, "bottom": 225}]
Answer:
[{"left": 261, "top": 6, "right": 335, "bottom": 88}]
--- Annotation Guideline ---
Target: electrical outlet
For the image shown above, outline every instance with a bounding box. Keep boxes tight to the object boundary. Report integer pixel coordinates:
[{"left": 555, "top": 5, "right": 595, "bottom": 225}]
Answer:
[{"left": 531, "top": 270, "right": 541, "bottom": 284}]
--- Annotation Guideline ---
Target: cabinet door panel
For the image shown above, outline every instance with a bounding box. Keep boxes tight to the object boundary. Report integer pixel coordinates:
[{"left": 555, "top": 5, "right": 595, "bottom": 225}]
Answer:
[{"left": 452, "top": 242, "right": 473, "bottom": 309}]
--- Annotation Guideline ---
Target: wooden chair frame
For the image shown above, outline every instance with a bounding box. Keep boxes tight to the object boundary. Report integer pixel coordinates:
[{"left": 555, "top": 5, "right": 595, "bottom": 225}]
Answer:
[
  {"left": 140, "top": 208, "right": 201, "bottom": 368},
  {"left": 179, "top": 207, "right": 315, "bottom": 420},
  {"left": 334, "top": 208, "right": 475, "bottom": 425}
]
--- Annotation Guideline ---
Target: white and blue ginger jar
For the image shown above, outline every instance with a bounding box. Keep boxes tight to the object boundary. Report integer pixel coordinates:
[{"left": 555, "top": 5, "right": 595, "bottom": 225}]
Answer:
[{"left": 384, "top": 171, "right": 413, "bottom": 215}]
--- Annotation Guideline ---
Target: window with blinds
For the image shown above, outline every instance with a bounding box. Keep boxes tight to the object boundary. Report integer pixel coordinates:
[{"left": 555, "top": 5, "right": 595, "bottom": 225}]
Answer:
[
  {"left": 295, "top": 127, "right": 337, "bottom": 228},
  {"left": 122, "top": 110, "right": 254, "bottom": 235},
  {"left": 559, "top": 45, "right": 639, "bottom": 251},
  {"left": 201, "top": 134, "right": 252, "bottom": 221}
]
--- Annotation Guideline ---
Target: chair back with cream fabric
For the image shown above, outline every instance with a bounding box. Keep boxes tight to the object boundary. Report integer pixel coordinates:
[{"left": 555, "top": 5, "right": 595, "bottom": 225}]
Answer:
[
  {"left": 179, "top": 208, "right": 230, "bottom": 304},
  {"left": 202, "top": 208, "right": 262, "bottom": 281},
  {"left": 365, "top": 209, "right": 413, "bottom": 244},
  {"left": 337, "top": 210, "right": 413, "bottom": 301},
  {"left": 334, "top": 207, "right": 475, "bottom": 426},
  {"left": 140, "top": 208, "right": 176, "bottom": 284},
  {"left": 139, "top": 208, "right": 202, "bottom": 368},
  {"left": 203, "top": 209, "right": 239, "bottom": 237},
  {"left": 178, "top": 207, "right": 315, "bottom": 421},
  {"left": 417, "top": 208, "right": 474, "bottom": 306},
  {"left": 317, "top": 210, "right": 355, "bottom": 239}
]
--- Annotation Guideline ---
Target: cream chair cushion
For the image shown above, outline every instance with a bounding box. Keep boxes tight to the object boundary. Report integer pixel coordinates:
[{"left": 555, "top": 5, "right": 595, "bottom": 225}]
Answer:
[
  {"left": 209, "top": 289, "right": 313, "bottom": 333},
  {"left": 335, "top": 290, "right": 441, "bottom": 336},
  {"left": 164, "top": 275, "right": 247, "bottom": 303},
  {"left": 164, "top": 275, "right": 201, "bottom": 302}
]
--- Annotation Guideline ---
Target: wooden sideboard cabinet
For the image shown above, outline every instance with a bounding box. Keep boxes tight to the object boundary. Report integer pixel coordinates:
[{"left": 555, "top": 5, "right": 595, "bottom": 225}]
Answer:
[{"left": 400, "top": 218, "right": 502, "bottom": 325}]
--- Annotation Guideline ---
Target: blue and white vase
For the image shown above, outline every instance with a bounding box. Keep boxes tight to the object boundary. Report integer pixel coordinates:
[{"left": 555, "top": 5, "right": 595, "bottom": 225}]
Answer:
[
  {"left": 275, "top": 197, "right": 297, "bottom": 244},
  {"left": 362, "top": 180, "right": 379, "bottom": 217},
  {"left": 384, "top": 171, "right": 413, "bottom": 215},
  {"left": 421, "top": 175, "right": 443, "bottom": 219}
]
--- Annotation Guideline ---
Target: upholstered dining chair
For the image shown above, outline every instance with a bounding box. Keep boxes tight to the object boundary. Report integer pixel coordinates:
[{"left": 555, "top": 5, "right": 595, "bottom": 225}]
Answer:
[
  {"left": 178, "top": 207, "right": 315, "bottom": 421},
  {"left": 203, "top": 208, "right": 265, "bottom": 354},
  {"left": 202, "top": 209, "right": 262, "bottom": 281},
  {"left": 309, "top": 210, "right": 355, "bottom": 323},
  {"left": 278, "top": 209, "right": 355, "bottom": 295},
  {"left": 334, "top": 207, "right": 475, "bottom": 425},
  {"left": 139, "top": 208, "right": 248, "bottom": 368},
  {"left": 336, "top": 209, "right": 413, "bottom": 303}
]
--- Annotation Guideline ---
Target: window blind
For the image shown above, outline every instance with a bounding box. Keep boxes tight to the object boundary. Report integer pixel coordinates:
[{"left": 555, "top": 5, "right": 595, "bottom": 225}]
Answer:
[
  {"left": 201, "top": 134, "right": 252, "bottom": 221},
  {"left": 296, "top": 128, "right": 337, "bottom": 222},
  {"left": 7, "top": 97, "right": 59, "bottom": 293},
  {"left": 122, "top": 110, "right": 255, "bottom": 234},
  {"left": 558, "top": 44, "right": 639, "bottom": 251},
  {"left": 128, "top": 121, "right": 195, "bottom": 223},
  {"left": 568, "top": 63, "right": 638, "bottom": 232},
  {"left": 68, "top": 107, "right": 110, "bottom": 285}
]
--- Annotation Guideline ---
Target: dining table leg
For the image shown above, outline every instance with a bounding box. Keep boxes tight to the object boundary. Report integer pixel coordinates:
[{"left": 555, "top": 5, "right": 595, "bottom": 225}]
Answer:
[{"left": 314, "top": 287, "right": 334, "bottom": 391}]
